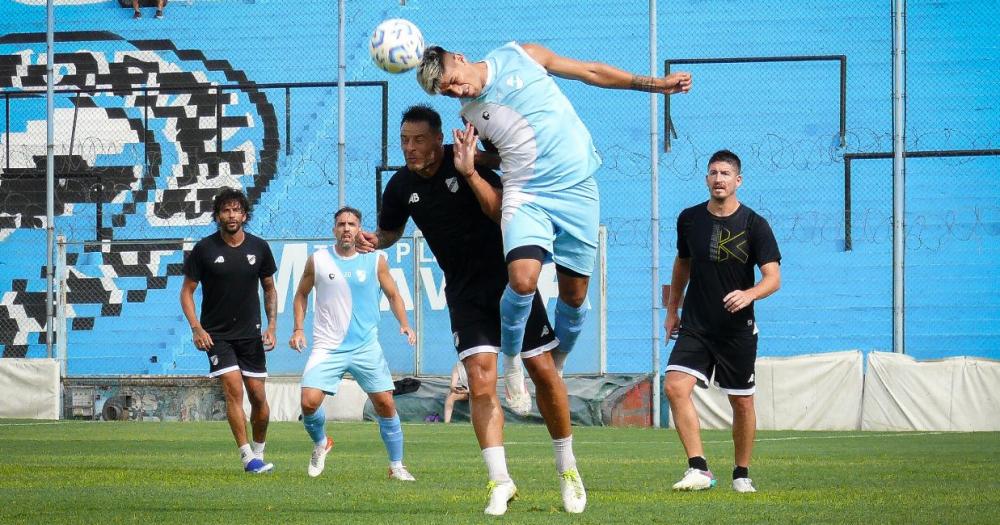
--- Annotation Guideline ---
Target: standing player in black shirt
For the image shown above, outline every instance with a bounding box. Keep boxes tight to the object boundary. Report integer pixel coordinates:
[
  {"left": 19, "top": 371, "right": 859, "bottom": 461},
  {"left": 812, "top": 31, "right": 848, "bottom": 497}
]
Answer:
[
  {"left": 664, "top": 150, "right": 782, "bottom": 494},
  {"left": 357, "top": 105, "right": 586, "bottom": 515},
  {"left": 180, "top": 187, "right": 279, "bottom": 474}
]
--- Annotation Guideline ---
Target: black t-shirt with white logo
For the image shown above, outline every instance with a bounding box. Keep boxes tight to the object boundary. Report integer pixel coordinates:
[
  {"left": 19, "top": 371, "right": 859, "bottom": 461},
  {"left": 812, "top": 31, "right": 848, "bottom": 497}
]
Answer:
[
  {"left": 182, "top": 231, "right": 277, "bottom": 339},
  {"left": 379, "top": 145, "right": 507, "bottom": 305},
  {"left": 676, "top": 202, "right": 781, "bottom": 335}
]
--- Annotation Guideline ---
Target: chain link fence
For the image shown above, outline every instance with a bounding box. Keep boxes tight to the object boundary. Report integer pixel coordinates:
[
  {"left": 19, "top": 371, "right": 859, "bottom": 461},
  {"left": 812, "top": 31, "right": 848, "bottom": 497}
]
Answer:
[{"left": 1, "top": 0, "right": 998, "bottom": 371}]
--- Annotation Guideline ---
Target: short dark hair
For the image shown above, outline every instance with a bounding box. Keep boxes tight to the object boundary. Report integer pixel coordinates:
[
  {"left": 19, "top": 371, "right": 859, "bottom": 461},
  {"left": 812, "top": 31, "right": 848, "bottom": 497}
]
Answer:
[
  {"left": 212, "top": 187, "right": 251, "bottom": 223},
  {"left": 708, "top": 150, "right": 741, "bottom": 173},
  {"left": 334, "top": 206, "right": 362, "bottom": 223},
  {"left": 401, "top": 104, "right": 442, "bottom": 134}
]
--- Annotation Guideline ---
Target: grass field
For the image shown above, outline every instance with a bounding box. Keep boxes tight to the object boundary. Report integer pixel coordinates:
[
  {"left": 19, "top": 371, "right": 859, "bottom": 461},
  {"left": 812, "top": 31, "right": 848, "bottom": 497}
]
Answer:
[{"left": 1, "top": 421, "right": 997, "bottom": 524}]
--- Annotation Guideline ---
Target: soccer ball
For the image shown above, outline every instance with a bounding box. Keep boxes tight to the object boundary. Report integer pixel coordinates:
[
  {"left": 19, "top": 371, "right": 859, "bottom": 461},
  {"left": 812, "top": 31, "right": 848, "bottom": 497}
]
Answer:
[{"left": 368, "top": 18, "right": 425, "bottom": 74}]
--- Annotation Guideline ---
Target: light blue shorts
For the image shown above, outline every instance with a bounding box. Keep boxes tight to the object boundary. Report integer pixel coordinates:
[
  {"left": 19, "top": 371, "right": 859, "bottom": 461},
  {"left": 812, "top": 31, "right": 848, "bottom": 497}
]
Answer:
[
  {"left": 501, "top": 176, "right": 600, "bottom": 276},
  {"left": 300, "top": 340, "right": 394, "bottom": 395}
]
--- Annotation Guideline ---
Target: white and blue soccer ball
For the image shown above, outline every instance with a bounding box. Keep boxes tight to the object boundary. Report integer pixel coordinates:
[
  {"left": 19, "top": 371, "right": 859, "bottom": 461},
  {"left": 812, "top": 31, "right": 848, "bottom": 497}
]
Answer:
[{"left": 369, "top": 18, "right": 425, "bottom": 74}]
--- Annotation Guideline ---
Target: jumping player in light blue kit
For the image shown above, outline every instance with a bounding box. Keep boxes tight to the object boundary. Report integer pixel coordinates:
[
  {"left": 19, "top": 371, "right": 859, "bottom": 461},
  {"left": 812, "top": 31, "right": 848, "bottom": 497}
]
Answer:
[
  {"left": 288, "top": 206, "right": 417, "bottom": 481},
  {"left": 418, "top": 42, "right": 693, "bottom": 374}
]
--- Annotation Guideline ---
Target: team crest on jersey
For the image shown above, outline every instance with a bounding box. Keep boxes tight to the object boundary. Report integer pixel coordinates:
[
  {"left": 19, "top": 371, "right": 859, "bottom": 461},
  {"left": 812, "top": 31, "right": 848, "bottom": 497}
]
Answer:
[
  {"left": 328, "top": 273, "right": 336, "bottom": 280},
  {"left": 481, "top": 111, "right": 490, "bottom": 121},
  {"left": 247, "top": 254, "right": 256, "bottom": 265},
  {"left": 356, "top": 270, "right": 367, "bottom": 282},
  {"left": 505, "top": 75, "right": 524, "bottom": 90},
  {"left": 445, "top": 177, "right": 459, "bottom": 193},
  {"left": 408, "top": 193, "right": 420, "bottom": 204}
]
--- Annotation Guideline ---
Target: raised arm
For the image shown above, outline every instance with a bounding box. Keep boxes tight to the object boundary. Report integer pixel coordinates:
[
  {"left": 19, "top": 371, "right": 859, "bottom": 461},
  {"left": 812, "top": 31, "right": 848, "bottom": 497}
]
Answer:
[
  {"left": 521, "top": 43, "right": 692, "bottom": 95},
  {"left": 454, "top": 123, "right": 502, "bottom": 222},
  {"left": 376, "top": 255, "right": 416, "bottom": 345},
  {"left": 357, "top": 225, "right": 405, "bottom": 254},
  {"left": 289, "top": 255, "right": 315, "bottom": 352}
]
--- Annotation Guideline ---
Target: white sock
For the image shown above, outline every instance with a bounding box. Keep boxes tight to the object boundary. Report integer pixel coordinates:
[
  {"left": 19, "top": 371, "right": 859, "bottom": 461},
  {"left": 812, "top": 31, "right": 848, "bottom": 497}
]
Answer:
[
  {"left": 389, "top": 460, "right": 403, "bottom": 469},
  {"left": 553, "top": 435, "right": 577, "bottom": 474},
  {"left": 314, "top": 436, "right": 328, "bottom": 450},
  {"left": 252, "top": 441, "right": 266, "bottom": 460},
  {"left": 481, "top": 446, "right": 511, "bottom": 482},
  {"left": 238, "top": 443, "right": 255, "bottom": 466}
]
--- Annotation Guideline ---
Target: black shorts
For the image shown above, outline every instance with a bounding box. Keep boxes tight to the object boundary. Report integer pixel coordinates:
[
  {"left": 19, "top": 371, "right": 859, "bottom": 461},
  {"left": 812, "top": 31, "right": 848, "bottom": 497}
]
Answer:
[
  {"left": 666, "top": 327, "right": 757, "bottom": 394},
  {"left": 206, "top": 337, "right": 268, "bottom": 379},
  {"left": 449, "top": 292, "right": 557, "bottom": 360}
]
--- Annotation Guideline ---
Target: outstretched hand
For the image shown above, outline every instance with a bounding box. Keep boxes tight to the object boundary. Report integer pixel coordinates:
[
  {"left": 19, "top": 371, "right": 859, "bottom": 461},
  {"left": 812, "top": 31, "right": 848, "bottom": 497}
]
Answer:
[
  {"left": 453, "top": 123, "right": 478, "bottom": 178},
  {"left": 356, "top": 230, "right": 378, "bottom": 253},
  {"left": 664, "top": 72, "right": 692, "bottom": 94}
]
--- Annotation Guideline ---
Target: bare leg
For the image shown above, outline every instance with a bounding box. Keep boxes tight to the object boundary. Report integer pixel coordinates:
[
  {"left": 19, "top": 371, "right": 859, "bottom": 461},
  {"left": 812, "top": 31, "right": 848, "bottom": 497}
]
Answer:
[
  {"left": 729, "top": 394, "right": 756, "bottom": 468},
  {"left": 444, "top": 391, "right": 469, "bottom": 423},
  {"left": 368, "top": 390, "right": 397, "bottom": 418},
  {"left": 522, "top": 351, "right": 570, "bottom": 439},
  {"left": 464, "top": 352, "right": 503, "bottom": 448},
  {"left": 664, "top": 371, "right": 703, "bottom": 459},
  {"left": 243, "top": 377, "right": 269, "bottom": 444},
  {"left": 219, "top": 370, "right": 248, "bottom": 446}
]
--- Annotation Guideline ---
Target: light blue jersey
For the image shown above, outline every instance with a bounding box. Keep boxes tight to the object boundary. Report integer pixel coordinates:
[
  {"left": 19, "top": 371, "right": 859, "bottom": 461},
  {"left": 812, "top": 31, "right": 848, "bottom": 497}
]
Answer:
[
  {"left": 460, "top": 42, "right": 602, "bottom": 194},
  {"left": 461, "top": 42, "right": 602, "bottom": 276},
  {"left": 310, "top": 248, "right": 384, "bottom": 351},
  {"left": 302, "top": 248, "right": 394, "bottom": 395}
]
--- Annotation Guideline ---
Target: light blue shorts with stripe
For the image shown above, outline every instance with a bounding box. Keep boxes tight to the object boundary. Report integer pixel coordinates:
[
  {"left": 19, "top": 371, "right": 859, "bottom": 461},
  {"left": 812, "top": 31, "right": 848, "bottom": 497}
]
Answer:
[
  {"left": 301, "top": 339, "right": 394, "bottom": 395},
  {"left": 501, "top": 175, "right": 600, "bottom": 276}
]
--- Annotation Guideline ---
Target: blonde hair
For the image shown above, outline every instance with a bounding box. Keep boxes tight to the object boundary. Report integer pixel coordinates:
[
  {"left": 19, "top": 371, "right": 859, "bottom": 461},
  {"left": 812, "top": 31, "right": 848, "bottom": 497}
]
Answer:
[{"left": 416, "top": 46, "right": 448, "bottom": 95}]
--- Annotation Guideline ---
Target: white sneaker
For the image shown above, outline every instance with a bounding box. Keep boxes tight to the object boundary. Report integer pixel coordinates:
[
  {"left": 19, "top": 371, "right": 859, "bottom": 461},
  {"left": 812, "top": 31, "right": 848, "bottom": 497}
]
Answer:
[
  {"left": 732, "top": 477, "right": 757, "bottom": 493},
  {"left": 559, "top": 467, "right": 587, "bottom": 513},
  {"left": 307, "top": 436, "right": 333, "bottom": 478},
  {"left": 388, "top": 464, "right": 416, "bottom": 481},
  {"left": 484, "top": 480, "right": 517, "bottom": 516},
  {"left": 672, "top": 468, "right": 717, "bottom": 491}
]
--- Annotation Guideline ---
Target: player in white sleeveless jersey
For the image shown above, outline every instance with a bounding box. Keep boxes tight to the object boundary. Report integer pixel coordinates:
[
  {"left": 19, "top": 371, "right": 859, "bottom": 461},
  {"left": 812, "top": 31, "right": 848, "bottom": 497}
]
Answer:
[
  {"left": 417, "top": 42, "right": 692, "bottom": 374},
  {"left": 288, "top": 206, "right": 417, "bottom": 481}
]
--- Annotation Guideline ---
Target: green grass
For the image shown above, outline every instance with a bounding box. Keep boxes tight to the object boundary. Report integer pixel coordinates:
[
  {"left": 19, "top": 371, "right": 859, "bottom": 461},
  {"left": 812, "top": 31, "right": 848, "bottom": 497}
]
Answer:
[{"left": 1, "top": 421, "right": 997, "bottom": 524}]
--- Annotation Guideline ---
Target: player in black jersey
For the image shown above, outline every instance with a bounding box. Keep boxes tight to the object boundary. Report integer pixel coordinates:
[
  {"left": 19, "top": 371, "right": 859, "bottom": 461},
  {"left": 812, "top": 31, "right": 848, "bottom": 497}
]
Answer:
[
  {"left": 664, "top": 150, "right": 782, "bottom": 494},
  {"left": 356, "top": 105, "right": 585, "bottom": 515},
  {"left": 180, "top": 187, "right": 278, "bottom": 474}
]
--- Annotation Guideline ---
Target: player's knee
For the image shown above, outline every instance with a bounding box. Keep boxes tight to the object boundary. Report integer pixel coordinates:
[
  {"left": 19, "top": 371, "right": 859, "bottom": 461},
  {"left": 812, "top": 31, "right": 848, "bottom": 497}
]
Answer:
[
  {"left": 300, "top": 392, "right": 324, "bottom": 414},
  {"left": 507, "top": 274, "right": 537, "bottom": 295},
  {"left": 372, "top": 397, "right": 395, "bottom": 417},
  {"left": 729, "top": 394, "right": 754, "bottom": 413},
  {"left": 664, "top": 378, "right": 693, "bottom": 401}
]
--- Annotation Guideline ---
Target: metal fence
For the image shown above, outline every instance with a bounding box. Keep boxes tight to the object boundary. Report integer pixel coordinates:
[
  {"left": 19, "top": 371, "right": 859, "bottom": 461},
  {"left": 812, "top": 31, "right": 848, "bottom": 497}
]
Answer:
[
  {"left": 1, "top": 0, "right": 998, "bottom": 373},
  {"left": 53, "top": 231, "right": 606, "bottom": 377}
]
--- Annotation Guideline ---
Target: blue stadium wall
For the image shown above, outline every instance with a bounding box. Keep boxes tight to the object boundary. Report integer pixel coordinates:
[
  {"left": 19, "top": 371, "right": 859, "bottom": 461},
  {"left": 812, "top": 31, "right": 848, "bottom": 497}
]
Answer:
[{"left": 0, "top": 0, "right": 997, "bottom": 376}]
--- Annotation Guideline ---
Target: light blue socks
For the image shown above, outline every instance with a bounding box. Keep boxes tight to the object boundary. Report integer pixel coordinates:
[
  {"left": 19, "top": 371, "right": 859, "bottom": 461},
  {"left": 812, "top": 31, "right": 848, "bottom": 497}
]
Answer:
[
  {"left": 378, "top": 413, "right": 404, "bottom": 464},
  {"left": 500, "top": 285, "right": 534, "bottom": 357}
]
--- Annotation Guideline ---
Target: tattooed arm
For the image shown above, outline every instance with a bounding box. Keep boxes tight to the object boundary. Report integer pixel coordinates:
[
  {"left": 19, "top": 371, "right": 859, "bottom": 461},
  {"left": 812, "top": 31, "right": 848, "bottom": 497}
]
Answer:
[
  {"left": 261, "top": 275, "right": 277, "bottom": 349},
  {"left": 520, "top": 43, "right": 692, "bottom": 95}
]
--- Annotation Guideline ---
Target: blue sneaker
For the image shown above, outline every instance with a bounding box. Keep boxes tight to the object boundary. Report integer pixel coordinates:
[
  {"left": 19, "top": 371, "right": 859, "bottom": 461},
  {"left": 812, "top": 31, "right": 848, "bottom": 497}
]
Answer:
[{"left": 244, "top": 458, "right": 274, "bottom": 474}]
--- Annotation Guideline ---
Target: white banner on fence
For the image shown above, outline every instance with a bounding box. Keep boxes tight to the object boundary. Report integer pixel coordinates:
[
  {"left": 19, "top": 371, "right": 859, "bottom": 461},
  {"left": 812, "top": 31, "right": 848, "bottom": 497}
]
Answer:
[
  {"left": 862, "top": 352, "right": 1000, "bottom": 431},
  {"left": 241, "top": 376, "right": 366, "bottom": 422},
  {"left": 670, "top": 350, "right": 864, "bottom": 431},
  {"left": 0, "top": 358, "right": 60, "bottom": 419}
]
